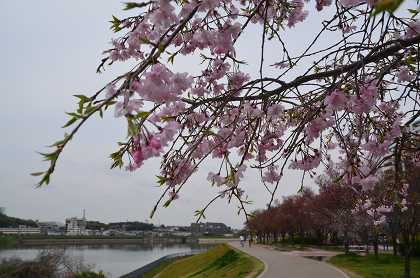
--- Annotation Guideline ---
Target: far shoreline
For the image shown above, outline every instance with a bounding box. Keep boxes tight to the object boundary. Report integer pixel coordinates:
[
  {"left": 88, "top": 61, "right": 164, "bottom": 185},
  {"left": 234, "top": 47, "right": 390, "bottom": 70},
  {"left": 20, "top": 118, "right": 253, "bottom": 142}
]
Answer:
[{"left": 7, "top": 236, "right": 199, "bottom": 247}]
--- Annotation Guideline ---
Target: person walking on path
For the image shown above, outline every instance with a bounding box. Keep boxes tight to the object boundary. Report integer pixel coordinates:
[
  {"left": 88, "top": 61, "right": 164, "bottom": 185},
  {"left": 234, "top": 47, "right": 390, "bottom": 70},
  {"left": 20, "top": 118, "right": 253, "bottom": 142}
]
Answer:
[{"left": 239, "top": 235, "right": 245, "bottom": 247}]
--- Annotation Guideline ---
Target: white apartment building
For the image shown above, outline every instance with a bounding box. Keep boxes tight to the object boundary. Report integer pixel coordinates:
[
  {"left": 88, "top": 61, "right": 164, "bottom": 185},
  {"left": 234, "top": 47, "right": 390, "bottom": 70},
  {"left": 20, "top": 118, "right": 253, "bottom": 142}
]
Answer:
[{"left": 65, "top": 217, "right": 87, "bottom": 236}]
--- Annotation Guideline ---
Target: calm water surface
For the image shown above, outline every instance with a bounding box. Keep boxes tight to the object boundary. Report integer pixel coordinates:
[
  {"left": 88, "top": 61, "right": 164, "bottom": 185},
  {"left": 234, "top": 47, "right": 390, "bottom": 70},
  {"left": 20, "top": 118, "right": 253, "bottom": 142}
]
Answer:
[{"left": 0, "top": 243, "right": 209, "bottom": 277}]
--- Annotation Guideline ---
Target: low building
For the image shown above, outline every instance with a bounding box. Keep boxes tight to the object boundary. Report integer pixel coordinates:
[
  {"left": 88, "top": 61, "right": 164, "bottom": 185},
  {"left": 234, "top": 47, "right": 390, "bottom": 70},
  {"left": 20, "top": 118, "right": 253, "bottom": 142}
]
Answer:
[
  {"left": 190, "top": 222, "right": 231, "bottom": 236},
  {"left": 172, "top": 231, "right": 192, "bottom": 237},
  {"left": 84, "top": 229, "right": 103, "bottom": 236},
  {"left": 38, "top": 221, "right": 64, "bottom": 235},
  {"left": 0, "top": 225, "right": 41, "bottom": 235},
  {"left": 65, "top": 217, "right": 87, "bottom": 236}
]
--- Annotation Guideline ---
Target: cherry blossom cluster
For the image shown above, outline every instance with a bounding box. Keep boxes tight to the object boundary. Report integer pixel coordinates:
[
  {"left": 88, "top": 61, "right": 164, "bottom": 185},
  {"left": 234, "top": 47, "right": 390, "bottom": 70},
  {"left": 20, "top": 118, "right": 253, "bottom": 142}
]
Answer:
[{"left": 37, "top": 0, "right": 420, "bottom": 217}]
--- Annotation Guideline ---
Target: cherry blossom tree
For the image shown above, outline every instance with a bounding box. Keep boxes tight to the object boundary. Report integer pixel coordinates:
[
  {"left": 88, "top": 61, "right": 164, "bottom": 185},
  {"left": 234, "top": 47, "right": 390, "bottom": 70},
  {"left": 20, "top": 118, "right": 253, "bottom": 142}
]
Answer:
[
  {"left": 315, "top": 176, "right": 358, "bottom": 252},
  {"left": 34, "top": 0, "right": 420, "bottom": 228}
]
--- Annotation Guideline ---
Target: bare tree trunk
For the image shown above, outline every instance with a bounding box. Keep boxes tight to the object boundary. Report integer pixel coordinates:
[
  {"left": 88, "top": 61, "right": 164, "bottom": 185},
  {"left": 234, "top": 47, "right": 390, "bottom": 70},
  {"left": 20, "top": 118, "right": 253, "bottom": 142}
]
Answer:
[
  {"left": 404, "top": 247, "right": 411, "bottom": 278},
  {"left": 344, "top": 230, "right": 349, "bottom": 254},
  {"left": 392, "top": 236, "right": 398, "bottom": 256},
  {"left": 365, "top": 236, "right": 370, "bottom": 255},
  {"left": 403, "top": 233, "right": 412, "bottom": 278}
]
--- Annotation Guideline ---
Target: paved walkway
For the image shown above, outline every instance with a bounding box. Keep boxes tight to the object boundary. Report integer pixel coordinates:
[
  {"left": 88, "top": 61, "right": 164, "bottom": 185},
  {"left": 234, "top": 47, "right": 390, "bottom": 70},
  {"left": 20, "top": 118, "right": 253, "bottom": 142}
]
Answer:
[{"left": 229, "top": 242, "right": 348, "bottom": 278}]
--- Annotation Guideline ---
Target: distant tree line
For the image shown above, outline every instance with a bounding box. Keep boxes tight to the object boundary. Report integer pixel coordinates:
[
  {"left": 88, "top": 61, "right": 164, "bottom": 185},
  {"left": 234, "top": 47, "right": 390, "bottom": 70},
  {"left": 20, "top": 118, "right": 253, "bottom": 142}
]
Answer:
[
  {"left": 247, "top": 186, "right": 356, "bottom": 248},
  {"left": 0, "top": 209, "right": 156, "bottom": 232},
  {"left": 0, "top": 210, "right": 38, "bottom": 228},
  {"left": 86, "top": 221, "right": 154, "bottom": 231},
  {"left": 247, "top": 168, "right": 420, "bottom": 263}
]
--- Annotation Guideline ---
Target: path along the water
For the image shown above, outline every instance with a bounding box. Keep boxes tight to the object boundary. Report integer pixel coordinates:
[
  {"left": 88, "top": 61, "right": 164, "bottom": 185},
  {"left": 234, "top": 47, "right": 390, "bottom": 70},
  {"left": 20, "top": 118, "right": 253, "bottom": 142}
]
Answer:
[{"left": 229, "top": 242, "right": 349, "bottom": 278}]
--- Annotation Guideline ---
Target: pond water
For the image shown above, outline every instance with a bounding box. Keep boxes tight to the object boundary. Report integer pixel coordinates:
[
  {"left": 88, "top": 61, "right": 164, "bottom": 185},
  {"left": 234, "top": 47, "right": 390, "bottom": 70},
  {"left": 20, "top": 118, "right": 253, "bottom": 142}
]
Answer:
[{"left": 0, "top": 243, "right": 209, "bottom": 277}]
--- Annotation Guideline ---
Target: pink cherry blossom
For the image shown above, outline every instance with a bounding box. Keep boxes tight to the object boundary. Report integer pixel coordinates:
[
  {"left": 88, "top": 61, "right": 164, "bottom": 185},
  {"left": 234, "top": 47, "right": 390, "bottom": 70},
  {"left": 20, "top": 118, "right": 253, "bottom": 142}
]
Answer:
[
  {"left": 362, "top": 139, "right": 391, "bottom": 157},
  {"left": 287, "top": 0, "right": 308, "bottom": 27},
  {"left": 229, "top": 72, "right": 250, "bottom": 90},
  {"left": 359, "top": 175, "right": 379, "bottom": 191},
  {"left": 340, "top": 0, "right": 366, "bottom": 7},
  {"left": 349, "top": 81, "right": 378, "bottom": 114},
  {"left": 207, "top": 172, "right": 225, "bottom": 186},
  {"left": 262, "top": 165, "right": 282, "bottom": 184},
  {"left": 132, "top": 149, "right": 144, "bottom": 166},
  {"left": 290, "top": 153, "right": 321, "bottom": 171},
  {"left": 38, "top": 0, "right": 420, "bottom": 228},
  {"left": 405, "top": 20, "right": 420, "bottom": 39},
  {"left": 114, "top": 99, "right": 144, "bottom": 117},
  {"left": 377, "top": 206, "right": 392, "bottom": 214},
  {"left": 149, "top": 137, "right": 162, "bottom": 151},
  {"left": 324, "top": 89, "right": 347, "bottom": 111},
  {"left": 305, "top": 114, "right": 333, "bottom": 143},
  {"left": 397, "top": 66, "right": 415, "bottom": 83}
]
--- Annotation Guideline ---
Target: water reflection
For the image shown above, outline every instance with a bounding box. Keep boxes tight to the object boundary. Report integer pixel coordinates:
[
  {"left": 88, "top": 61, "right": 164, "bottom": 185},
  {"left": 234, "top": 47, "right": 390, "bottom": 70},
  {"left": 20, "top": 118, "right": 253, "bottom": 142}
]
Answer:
[{"left": 0, "top": 243, "right": 210, "bottom": 277}]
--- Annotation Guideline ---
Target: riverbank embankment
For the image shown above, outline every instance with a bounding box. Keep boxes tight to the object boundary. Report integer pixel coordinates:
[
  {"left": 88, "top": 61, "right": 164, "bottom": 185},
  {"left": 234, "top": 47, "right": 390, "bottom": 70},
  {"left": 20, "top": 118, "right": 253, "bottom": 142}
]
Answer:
[
  {"left": 131, "top": 244, "right": 263, "bottom": 278},
  {"left": 198, "top": 237, "right": 239, "bottom": 244},
  {"left": 13, "top": 237, "right": 197, "bottom": 246}
]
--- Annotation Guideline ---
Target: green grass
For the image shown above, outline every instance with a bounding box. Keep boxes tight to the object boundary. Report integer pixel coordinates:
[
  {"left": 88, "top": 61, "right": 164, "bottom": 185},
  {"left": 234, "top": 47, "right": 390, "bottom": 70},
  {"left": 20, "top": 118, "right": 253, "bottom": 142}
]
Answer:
[
  {"left": 329, "top": 253, "right": 420, "bottom": 278},
  {"left": 199, "top": 235, "right": 235, "bottom": 238},
  {"left": 143, "top": 244, "right": 264, "bottom": 278},
  {"left": 272, "top": 242, "right": 310, "bottom": 251},
  {"left": 0, "top": 235, "right": 16, "bottom": 249},
  {"left": 140, "top": 257, "right": 185, "bottom": 278}
]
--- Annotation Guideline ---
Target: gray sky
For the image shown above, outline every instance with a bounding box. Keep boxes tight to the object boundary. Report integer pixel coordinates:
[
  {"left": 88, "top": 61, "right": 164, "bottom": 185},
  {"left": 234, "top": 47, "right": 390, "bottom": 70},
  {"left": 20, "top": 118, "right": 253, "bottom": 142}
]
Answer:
[{"left": 0, "top": 1, "right": 341, "bottom": 228}]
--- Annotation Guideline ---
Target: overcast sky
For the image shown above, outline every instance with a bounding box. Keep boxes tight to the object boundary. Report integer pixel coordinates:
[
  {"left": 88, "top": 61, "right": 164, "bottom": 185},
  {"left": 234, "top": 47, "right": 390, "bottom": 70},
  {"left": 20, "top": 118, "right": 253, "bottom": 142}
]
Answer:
[{"left": 0, "top": 1, "right": 347, "bottom": 228}]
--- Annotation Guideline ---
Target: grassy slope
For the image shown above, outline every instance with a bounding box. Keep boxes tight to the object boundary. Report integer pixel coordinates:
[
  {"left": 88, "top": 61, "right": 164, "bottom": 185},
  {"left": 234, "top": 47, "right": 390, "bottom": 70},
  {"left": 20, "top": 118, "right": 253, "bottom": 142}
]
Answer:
[
  {"left": 141, "top": 257, "right": 183, "bottom": 278},
  {"left": 147, "top": 244, "right": 264, "bottom": 278},
  {"left": 329, "top": 253, "right": 420, "bottom": 278}
]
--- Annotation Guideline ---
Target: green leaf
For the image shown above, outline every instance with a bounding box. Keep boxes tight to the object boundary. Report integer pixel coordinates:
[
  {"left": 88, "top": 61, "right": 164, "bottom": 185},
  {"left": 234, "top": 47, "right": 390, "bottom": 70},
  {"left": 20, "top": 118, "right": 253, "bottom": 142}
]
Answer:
[
  {"left": 194, "top": 209, "right": 206, "bottom": 219},
  {"left": 163, "top": 199, "right": 172, "bottom": 208},
  {"left": 73, "top": 94, "right": 91, "bottom": 102},
  {"left": 77, "top": 102, "right": 84, "bottom": 115},
  {"left": 110, "top": 150, "right": 124, "bottom": 169},
  {"left": 408, "top": 8, "right": 419, "bottom": 18},
  {"left": 110, "top": 15, "right": 122, "bottom": 32},
  {"left": 73, "top": 95, "right": 91, "bottom": 115},
  {"left": 40, "top": 151, "right": 59, "bottom": 162},
  {"left": 160, "top": 115, "right": 176, "bottom": 122},
  {"left": 38, "top": 174, "right": 50, "bottom": 186},
  {"left": 372, "top": 0, "right": 405, "bottom": 15},
  {"left": 137, "top": 111, "right": 151, "bottom": 119},
  {"left": 123, "top": 2, "right": 149, "bottom": 10},
  {"left": 298, "top": 184, "right": 304, "bottom": 193},
  {"left": 203, "top": 129, "right": 215, "bottom": 136},
  {"left": 65, "top": 112, "right": 81, "bottom": 118},
  {"left": 167, "top": 53, "right": 176, "bottom": 64},
  {"left": 127, "top": 117, "right": 139, "bottom": 137},
  {"left": 48, "top": 138, "right": 65, "bottom": 147},
  {"left": 156, "top": 175, "right": 167, "bottom": 186},
  {"left": 84, "top": 104, "right": 96, "bottom": 115},
  {"left": 62, "top": 117, "right": 77, "bottom": 128},
  {"left": 157, "top": 44, "right": 165, "bottom": 53},
  {"left": 405, "top": 54, "right": 415, "bottom": 65},
  {"left": 139, "top": 37, "right": 150, "bottom": 44},
  {"left": 30, "top": 172, "right": 44, "bottom": 177}
]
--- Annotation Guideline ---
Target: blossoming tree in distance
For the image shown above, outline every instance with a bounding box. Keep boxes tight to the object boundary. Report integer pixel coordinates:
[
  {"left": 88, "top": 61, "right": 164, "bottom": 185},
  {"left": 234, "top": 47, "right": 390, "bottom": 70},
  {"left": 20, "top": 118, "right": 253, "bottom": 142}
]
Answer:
[{"left": 35, "top": 0, "right": 419, "bottom": 223}]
